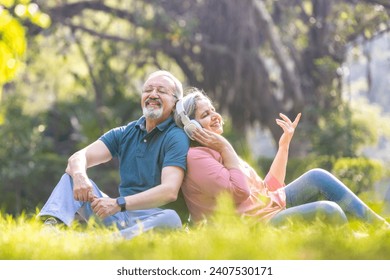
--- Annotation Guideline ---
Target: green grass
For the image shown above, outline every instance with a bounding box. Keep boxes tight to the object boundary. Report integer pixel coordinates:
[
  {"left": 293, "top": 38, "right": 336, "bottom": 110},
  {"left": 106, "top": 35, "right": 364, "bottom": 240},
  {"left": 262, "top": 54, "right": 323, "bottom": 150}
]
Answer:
[{"left": 1, "top": 198, "right": 390, "bottom": 260}]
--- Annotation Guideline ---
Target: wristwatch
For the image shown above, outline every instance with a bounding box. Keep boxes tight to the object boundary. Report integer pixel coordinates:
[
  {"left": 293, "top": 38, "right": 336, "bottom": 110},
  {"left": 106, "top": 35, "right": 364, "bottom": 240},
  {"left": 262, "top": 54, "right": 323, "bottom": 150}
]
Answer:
[{"left": 116, "top": 197, "right": 126, "bottom": 212}]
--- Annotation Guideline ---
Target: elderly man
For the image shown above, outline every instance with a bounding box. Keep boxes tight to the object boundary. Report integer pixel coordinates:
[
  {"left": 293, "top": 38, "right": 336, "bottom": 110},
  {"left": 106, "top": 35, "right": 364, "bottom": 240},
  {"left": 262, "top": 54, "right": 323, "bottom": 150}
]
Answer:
[{"left": 38, "top": 70, "right": 190, "bottom": 239}]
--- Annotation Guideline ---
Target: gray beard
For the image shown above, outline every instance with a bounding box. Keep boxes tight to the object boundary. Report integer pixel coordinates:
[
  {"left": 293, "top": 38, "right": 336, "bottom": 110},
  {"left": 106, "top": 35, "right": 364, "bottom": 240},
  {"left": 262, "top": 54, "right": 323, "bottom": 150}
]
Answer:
[{"left": 143, "top": 107, "right": 163, "bottom": 119}]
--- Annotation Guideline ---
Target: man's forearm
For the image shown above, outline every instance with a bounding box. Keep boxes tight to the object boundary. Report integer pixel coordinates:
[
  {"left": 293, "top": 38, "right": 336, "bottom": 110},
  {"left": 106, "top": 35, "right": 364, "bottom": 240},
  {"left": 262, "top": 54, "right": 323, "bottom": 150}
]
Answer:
[
  {"left": 120, "top": 166, "right": 184, "bottom": 211},
  {"left": 122, "top": 184, "right": 178, "bottom": 211},
  {"left": 66, "top": 150, "right": 88, "bottom": 177}
]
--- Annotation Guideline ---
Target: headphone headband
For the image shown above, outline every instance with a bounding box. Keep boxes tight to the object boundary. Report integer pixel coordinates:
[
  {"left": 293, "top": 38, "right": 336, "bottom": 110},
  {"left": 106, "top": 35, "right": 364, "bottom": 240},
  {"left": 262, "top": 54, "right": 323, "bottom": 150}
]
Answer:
[
  {"left": 176, "top": 99, "right": 191, "bottom": 126},
  {"left": 176, "top": 98, "right": 202, "bottom": 140}
]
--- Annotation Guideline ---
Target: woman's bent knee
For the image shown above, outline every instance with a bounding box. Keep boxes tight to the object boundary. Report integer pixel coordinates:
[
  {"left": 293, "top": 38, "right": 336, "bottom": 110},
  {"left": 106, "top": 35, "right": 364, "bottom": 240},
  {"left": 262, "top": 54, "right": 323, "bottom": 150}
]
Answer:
[{"left": 303, "top": 168, "right": 331, "bottom": 181}]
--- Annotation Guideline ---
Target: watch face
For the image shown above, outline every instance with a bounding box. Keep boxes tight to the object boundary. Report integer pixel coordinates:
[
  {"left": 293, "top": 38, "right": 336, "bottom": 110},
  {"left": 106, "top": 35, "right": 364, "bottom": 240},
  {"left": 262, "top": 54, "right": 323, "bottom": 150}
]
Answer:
[
  {"left": 117, "top": 197, "right": 126, "bottom": 211},
  {"left": 117, "top": 197, "right": 125, "bottom": 206}
]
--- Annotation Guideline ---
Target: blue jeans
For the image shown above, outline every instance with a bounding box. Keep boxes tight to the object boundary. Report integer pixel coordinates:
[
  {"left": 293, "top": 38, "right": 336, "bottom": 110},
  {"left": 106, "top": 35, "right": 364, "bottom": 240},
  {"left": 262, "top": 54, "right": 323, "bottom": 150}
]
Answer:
[
  {"left": 38, "top": 174, "right": 182, "bottom": 239},
  {"left": 269, "top": 168, "right": 387, "bottom": 226}
]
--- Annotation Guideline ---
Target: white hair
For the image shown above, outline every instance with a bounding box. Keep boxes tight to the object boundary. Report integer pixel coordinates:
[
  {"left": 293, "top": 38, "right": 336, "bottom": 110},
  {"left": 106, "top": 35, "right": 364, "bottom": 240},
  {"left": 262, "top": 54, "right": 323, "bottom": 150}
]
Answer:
[{"left": 145, "top": 70, "right": 183, "bottom": 99}]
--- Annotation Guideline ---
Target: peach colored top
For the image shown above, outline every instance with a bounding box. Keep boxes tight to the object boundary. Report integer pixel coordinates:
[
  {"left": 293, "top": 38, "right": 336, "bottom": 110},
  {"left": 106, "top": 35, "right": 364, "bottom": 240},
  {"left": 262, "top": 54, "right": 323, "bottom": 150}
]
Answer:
[{"left": 181, "top": 147, "right": 286, "bottom": 223}]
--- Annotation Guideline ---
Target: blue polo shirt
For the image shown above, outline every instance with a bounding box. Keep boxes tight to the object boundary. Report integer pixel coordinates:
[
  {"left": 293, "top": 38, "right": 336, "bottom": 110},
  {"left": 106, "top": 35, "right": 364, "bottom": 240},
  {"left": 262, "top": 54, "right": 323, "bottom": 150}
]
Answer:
[{"left": 99, "top": 116, "right": 190, "bottom": 196}]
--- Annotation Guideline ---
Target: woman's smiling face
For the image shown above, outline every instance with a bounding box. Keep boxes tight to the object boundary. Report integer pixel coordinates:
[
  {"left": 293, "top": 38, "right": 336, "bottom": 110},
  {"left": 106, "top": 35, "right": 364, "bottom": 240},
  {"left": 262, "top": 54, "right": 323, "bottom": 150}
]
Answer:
[{"left": 194, "top": 98, "right": 224, "bottom": 135}]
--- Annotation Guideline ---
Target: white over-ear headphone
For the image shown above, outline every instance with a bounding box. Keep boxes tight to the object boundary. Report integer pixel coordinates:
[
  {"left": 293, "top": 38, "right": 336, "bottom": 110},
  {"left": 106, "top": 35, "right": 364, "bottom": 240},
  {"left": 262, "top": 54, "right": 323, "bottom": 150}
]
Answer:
[{"left": 176, "top": 99, "right": 202, "bottom": 140}]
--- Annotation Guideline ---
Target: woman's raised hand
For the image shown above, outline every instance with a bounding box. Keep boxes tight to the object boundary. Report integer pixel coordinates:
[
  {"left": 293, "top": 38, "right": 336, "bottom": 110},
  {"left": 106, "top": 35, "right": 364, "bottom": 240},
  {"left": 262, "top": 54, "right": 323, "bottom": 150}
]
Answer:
[{"left": 276, "top": 113, "right": 301, "bottom": 149}]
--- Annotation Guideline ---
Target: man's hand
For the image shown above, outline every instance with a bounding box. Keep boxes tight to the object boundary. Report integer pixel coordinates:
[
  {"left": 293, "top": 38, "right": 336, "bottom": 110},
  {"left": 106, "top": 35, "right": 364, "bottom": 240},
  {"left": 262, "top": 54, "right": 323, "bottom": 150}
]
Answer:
[
  {"left": 66, "top": 140, "right": 113, "bottom": 202},
  {"left": 72, "top": 172, "right": 96, "bottom": 202},
  {"left": 91, "top": 197, "right": 120, "bottom": 219}
]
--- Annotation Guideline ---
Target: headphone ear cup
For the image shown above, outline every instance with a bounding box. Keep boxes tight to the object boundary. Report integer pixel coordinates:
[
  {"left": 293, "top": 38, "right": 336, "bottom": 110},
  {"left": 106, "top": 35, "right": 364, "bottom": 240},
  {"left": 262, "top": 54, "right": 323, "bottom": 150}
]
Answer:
[{"left": 184, "top": 120, "right": 202, "bottom": 140}]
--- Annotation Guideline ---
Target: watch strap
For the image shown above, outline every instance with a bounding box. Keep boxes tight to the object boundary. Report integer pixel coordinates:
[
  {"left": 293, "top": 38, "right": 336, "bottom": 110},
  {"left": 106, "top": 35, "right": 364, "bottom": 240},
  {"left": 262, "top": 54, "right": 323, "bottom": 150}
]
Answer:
[{"left": 116, "top": 197, "right": 126, "bottom": 212}]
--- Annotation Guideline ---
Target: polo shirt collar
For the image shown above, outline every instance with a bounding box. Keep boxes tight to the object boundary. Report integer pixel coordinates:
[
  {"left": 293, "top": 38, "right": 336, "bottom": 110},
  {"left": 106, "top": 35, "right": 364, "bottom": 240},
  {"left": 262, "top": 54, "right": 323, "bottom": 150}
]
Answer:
[{"left": 136, "top": 115, "right": 174, "bottom": 132}]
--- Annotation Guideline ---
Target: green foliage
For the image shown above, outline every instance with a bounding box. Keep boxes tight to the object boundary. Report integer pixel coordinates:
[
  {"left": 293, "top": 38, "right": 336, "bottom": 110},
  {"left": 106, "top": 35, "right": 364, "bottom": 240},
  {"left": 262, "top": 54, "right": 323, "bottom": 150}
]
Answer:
[
  {"left": 0, "top": 5, "right": 26, "bottom": 86},
  {"left": 1, "top": 202, "right": 390, "bottom": 260},
  {"left": 0, "top": 0, "right": 50, "bottom": 100},
  {"left": 332, "top": 2, "right": 389, "bottom": 43},
  {"left": 0, "top": 95, "right": 66, "bottom": 215},
  {"left": 310, "top": 96, "right": 389, "bottom": 158},
  {"left": 333, "top": 157, "right": 384, "bottom": 195}
]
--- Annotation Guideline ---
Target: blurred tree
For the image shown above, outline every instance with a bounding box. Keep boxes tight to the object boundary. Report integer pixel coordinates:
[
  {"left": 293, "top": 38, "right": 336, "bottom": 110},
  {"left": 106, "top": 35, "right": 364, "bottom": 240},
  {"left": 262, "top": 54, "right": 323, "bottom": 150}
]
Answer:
[
  {"left": 0, "top": 1, "right": 26, "bottom": 103},
  {"left": 30, "top": 0, "right": 389, "bottom": 156},
  {"left": 0, "top": 0, "right": 50, "bottom": 119},
  {"left": 0, "top": 94, "right": 65, "bottom": 215},
  {"left": 312, "top": 97, "right": 390, "bottom": 157}
]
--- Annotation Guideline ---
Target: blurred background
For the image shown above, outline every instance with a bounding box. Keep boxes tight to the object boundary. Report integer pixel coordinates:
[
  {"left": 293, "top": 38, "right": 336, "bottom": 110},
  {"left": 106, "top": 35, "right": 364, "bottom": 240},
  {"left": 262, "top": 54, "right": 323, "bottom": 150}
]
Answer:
[{"left": 1, "top": 0, "right": 390, "bottom": 219}]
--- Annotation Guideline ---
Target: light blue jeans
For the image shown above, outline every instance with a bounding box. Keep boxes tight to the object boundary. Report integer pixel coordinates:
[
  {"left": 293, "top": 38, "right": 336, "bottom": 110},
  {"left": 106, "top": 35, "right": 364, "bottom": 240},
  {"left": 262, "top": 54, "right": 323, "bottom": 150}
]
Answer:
[
  {"left": 38, "top": 174, "right": 182, "bottom": 239},
  {"left": 270, "top": 168, "right": 387, "bottom": 226}
]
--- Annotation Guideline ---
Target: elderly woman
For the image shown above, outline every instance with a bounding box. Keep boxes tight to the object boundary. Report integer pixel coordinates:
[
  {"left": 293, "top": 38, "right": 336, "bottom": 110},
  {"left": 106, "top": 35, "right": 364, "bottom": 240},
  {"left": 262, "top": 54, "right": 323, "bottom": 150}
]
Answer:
[{"left": 174, "top": 87, "right": 390, "bottom": 228}]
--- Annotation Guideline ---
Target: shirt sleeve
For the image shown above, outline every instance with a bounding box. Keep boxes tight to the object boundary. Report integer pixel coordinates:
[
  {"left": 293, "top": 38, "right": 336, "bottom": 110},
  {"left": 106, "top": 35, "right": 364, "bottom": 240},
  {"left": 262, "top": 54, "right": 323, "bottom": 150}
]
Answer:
[
  {"left": 187, "top": 147, "right": 251, "bottom": 203},
  {"left": 163, "top": 128, "right": 190, "bottom": 171},
  {"left": 99, "top": 126, "right": 126, "bottom": 157},
  {"left": 264, "top": 172, "right": 285, "bottom": 191}
]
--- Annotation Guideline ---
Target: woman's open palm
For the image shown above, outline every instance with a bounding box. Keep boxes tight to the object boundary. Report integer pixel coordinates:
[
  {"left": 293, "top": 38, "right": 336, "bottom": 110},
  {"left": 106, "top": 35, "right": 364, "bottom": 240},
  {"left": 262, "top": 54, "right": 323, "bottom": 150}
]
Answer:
[{"left": 276, "top": 113, "right": 301, "bottom": 149}]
